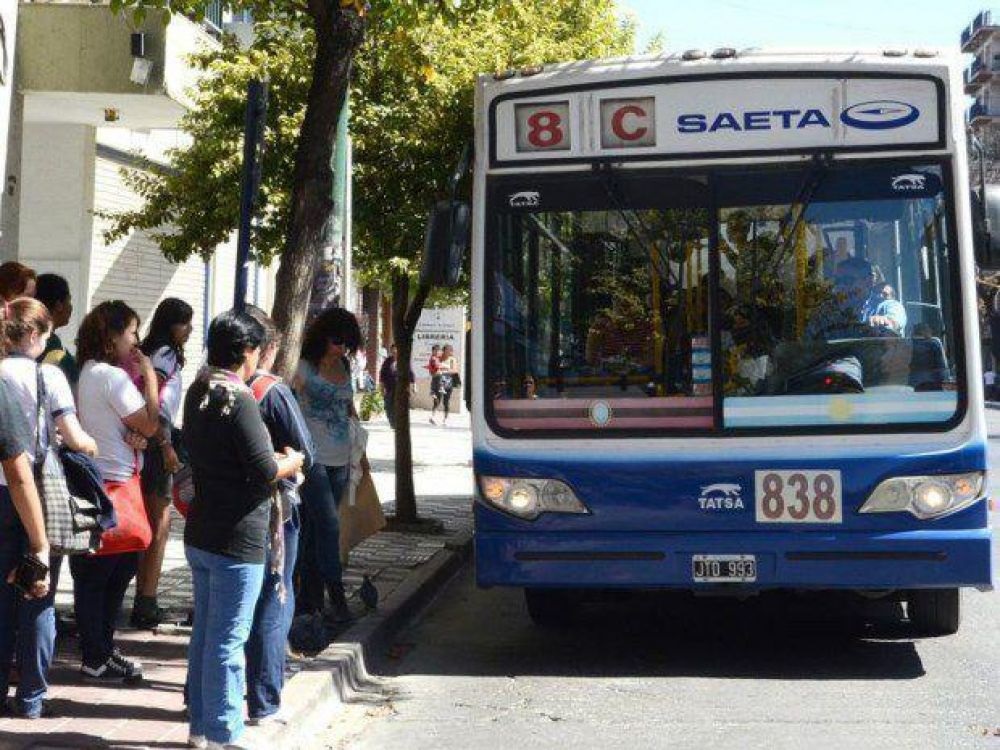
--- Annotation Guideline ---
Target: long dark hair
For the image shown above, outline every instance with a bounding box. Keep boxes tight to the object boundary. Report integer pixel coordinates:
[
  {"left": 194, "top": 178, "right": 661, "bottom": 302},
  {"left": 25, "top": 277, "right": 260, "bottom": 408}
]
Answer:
[
  {"left": 141, "top": 298, "right": 193, "bottom": 367},
  {"left": 301, "top": 307, "right": 362, "bottom": 366},
  {"left": 77, "top": 300, "right": 139, "bottom": 365}
]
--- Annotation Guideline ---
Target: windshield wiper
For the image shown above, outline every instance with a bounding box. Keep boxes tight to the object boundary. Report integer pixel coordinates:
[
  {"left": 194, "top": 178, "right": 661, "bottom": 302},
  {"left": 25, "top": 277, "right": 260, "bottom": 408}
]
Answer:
[
  {"left": 595, "top": 163, "right": 681, "bottom": 291},
  {"left": 762, "top": 153, "right": 833, "bottom": 280}
]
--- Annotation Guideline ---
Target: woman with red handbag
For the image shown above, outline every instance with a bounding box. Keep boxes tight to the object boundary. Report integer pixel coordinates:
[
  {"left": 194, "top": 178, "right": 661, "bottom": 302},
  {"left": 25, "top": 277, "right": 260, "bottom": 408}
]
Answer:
[{"left": 71, "top": 300, "right": 160, "bottom": 685}]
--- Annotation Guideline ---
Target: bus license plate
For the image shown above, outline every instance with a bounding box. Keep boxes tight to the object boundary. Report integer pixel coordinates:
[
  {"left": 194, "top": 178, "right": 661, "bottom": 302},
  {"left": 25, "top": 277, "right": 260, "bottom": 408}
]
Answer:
[{"left": 692, "top": 555, "right": 757, "bottom": 583}]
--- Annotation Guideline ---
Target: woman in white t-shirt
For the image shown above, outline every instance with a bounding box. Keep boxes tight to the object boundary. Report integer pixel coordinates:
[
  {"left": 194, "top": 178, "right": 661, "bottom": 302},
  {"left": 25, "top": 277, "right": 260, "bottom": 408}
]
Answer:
[
  {"left": 72, "top": 300, "right": 160, "bottom": 685},
  {"left": 0, "top": 297, "right": 95, "bottom": 718},
  {"left": 132, "top": 298, "right": 193, "bottom": 629}
]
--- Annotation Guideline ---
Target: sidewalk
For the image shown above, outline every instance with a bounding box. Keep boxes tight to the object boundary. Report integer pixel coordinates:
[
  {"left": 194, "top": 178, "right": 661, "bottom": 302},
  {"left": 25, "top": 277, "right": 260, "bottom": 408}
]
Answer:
[{"left": 0, "top": 409, "right": 473, "bottom": 749}]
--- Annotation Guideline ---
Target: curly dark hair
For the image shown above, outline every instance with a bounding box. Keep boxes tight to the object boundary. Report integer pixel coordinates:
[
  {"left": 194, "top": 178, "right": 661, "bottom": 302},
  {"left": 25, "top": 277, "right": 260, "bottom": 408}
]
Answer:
[
  {"left": 77, "top": 300, "right": 139, "bottom": 365},
  {"left": 301, "top": 307, "right": 362, "bottom": 365}
]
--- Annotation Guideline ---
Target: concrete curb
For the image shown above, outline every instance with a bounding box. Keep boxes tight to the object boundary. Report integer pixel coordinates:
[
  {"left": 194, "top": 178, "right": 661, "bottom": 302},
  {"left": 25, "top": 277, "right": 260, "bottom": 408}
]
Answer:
[{"left": 249, "top": 532, "right": 474, "bottom": 748}]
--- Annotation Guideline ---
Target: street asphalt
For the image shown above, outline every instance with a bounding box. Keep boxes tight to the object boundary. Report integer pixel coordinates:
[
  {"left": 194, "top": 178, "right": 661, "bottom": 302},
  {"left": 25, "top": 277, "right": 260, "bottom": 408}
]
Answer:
[{"left": 308, "top": 411, "right": 1000, "bottom": 750}]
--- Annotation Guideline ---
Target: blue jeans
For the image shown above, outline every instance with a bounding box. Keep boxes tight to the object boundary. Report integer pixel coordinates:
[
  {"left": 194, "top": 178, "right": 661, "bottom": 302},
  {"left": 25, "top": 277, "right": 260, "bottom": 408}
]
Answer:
[
  {"left": 300, "top": 463, "right": 349, "bottom": 591},
  {"left": 185, "top": 545, "right": 264, "bottom": 744},
  {"left": 245, "top": 504, "right": 300, "bottom": 719},
  {"left": 69, "top": 550, "right": 138, "bottom": 667},
  {"left": 0, "top": 488, "right": 55, "bottom": 717}
]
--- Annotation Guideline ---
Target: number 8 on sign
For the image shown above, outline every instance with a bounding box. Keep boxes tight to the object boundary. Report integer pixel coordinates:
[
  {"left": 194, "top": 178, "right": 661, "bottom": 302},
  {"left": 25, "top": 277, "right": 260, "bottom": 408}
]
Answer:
[{"left": 515, "top": 102, "right": 571, "bottom": 152}]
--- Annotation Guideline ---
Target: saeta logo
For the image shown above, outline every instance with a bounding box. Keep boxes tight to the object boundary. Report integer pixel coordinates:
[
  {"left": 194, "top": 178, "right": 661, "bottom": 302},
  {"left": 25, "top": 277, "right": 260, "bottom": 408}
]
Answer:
[{"left": 840, "top": 100, "right": 919, "bottom": 130}]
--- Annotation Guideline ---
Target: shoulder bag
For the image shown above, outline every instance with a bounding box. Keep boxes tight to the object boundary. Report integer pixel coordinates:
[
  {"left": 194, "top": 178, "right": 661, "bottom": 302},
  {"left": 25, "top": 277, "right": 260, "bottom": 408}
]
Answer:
[{"left": 33, "top": 366, "right": 102, "bottom": 555}]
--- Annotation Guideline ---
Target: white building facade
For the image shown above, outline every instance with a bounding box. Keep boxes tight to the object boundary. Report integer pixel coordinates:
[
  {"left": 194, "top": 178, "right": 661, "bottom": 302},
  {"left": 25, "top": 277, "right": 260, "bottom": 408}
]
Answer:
[{"left": 0, "top": 1, "right": 279, "bottom": 386}]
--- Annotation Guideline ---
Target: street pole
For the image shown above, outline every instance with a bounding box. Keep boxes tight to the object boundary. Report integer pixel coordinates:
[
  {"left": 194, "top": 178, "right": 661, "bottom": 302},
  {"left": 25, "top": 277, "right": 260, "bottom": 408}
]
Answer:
[{"left": 234, "top": 78, "right": 269, "bottom": 311}]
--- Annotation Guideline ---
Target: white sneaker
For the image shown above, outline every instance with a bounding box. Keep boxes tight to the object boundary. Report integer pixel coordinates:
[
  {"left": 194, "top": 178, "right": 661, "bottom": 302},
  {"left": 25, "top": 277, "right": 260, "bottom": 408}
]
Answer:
[
  {"left": 188, "top": 736, "right": 207, "bottom": 749},
  {"left": 206, "top": 739, "right": 257, "bottom": 750},
  {"left": 246, "top": 711, "right": 287, "bottom": 727}
]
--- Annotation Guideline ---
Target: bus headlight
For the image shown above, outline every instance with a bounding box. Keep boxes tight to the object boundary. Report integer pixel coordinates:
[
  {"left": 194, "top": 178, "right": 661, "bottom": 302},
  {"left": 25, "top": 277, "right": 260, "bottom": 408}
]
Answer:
[
  {"left": 477, "top": 476, "right": 589, "bottom": 520},
  {"left": 860, "top": 472, "right": 985, "bottom": 520}
]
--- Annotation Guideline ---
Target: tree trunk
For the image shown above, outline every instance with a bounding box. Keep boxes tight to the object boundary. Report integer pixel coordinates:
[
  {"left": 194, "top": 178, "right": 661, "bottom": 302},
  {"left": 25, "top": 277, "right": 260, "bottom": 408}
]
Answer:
[
  {"left": 391, "top": 270, "right": 434, "bottom": 523},
  {"left": 271, "top": 9, "right": 365, "bottom": 378}
]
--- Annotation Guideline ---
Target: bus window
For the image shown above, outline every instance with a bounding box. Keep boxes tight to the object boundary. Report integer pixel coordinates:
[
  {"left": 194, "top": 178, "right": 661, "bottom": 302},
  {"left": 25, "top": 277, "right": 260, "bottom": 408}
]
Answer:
[
  {"left": 488, "top": 177, "right": 713, "bottom": 433},
  {"left": 719, "top": 163, "right": 960, "bottom": 428}
]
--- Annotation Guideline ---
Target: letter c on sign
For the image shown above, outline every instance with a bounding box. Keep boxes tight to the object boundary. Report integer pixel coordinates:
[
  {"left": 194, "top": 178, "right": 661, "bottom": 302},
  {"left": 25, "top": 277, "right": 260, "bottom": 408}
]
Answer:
[{"left": 611, "top": 104, "right": 648, "bottom": 141}]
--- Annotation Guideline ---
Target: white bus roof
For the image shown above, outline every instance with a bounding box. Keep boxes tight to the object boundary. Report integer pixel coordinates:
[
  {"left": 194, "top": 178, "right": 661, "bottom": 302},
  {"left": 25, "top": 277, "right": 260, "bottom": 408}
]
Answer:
[{"left": 479, "top": 50, "right": 960, "bottom": 170}]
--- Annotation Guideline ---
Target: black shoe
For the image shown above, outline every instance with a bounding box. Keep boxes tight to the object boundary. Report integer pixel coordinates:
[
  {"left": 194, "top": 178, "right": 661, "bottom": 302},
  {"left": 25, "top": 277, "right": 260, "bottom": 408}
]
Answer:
[
  {"left": 81, "top": 656, "right": 143, "bottom": 686},
  {"left": 110, "top": 649, "right": 144, "bottom": 680},
  {"left": 130, "top": 597, "right": 167, "bottom": 629},
  {"left": 323, "top": 585, "right": 354, "bottom": 626}
]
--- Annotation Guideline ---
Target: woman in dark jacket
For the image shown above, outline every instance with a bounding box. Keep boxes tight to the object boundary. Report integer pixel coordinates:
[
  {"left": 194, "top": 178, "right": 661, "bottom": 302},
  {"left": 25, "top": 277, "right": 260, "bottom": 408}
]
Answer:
[{"left": 182, "top": 310, "right": 304, "bottom": 749}]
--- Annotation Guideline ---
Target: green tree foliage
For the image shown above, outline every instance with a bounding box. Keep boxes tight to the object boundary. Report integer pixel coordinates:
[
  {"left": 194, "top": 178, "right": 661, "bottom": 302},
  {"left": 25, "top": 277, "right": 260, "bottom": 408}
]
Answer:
[{"left": 106, "top": 1, "right": 635, "bottom": 277}]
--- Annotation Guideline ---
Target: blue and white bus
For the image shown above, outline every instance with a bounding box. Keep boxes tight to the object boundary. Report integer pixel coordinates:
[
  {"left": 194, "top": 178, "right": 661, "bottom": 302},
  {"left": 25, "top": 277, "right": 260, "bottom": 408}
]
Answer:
[{"left": 464, "top": 50, "right": 993, "bottom": 634}]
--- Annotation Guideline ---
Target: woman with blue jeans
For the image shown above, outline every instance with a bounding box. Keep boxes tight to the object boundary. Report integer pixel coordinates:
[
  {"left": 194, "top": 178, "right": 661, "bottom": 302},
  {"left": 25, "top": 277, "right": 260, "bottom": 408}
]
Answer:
[
  {"left": 0, "top": 356, "right": 51, "bottom": 718},
  {"left": 182, "top": 311, "right": 304, "bottom": 749},
  {"left": 294, "top": 307, "right": 364, "bottom": 624}
]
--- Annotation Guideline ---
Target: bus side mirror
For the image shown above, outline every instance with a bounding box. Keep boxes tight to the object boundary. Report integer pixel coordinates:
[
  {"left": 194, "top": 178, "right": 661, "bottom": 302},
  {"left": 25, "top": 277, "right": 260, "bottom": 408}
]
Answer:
[{"left": 420, "top": 200, "right": 470, "bottom": 287}]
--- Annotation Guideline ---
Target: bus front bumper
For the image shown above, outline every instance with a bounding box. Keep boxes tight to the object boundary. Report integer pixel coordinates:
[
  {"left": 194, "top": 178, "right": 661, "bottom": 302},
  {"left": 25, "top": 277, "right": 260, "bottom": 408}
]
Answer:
[{"left": 475, "top": 529, "right": 994, "bottom": 590}]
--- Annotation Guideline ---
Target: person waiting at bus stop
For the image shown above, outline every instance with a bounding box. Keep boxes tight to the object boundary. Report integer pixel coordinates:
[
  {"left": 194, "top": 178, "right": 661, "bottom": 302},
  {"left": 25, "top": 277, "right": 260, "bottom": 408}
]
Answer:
[{"left": 806, "top": 256, "right": 907, "bottom": 340}]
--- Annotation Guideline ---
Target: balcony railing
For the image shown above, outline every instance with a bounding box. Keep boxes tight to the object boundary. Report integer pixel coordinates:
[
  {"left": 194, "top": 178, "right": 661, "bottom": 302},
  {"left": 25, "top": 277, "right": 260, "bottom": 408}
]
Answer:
[
  {"left": 962, "top": 10, "right": 998, "bottom": 52},
  {"left": 200, "top": 0, "right": 223, "bottom": 37},
  {"left": 969, "top": 101, "right": 1000, "bottom": 122}
]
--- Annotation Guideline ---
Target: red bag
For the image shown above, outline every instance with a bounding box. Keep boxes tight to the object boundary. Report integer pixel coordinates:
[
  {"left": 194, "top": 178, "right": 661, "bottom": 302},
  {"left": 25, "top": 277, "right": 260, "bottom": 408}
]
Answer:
[{"left": 95, "top": 473, "right": 152, "bottom": 555}]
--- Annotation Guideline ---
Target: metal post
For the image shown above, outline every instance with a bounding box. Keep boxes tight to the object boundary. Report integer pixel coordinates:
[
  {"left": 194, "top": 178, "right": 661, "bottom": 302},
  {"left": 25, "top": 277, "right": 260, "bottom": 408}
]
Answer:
[{"left": 234, "top": 79, "right": 269, "bottom": 310}]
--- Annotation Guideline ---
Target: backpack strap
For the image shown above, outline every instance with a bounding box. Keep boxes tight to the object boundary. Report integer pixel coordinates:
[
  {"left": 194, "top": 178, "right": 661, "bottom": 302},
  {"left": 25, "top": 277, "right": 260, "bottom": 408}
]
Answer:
[{"left": 249, "top": 372, "right": 282, "bottom": 404}]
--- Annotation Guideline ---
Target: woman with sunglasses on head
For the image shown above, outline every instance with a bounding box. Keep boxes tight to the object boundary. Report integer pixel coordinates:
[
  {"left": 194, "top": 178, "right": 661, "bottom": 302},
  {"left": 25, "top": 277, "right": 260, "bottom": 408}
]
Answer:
[{"left": 293, "top": 307, "right": 363, "bottom": 624}]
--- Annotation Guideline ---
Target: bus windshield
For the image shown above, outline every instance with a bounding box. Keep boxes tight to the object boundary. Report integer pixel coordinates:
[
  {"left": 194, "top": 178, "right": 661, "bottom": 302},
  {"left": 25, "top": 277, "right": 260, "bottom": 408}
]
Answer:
[{"left": 487, "top": 161, "right": 962, "bottom": 435}]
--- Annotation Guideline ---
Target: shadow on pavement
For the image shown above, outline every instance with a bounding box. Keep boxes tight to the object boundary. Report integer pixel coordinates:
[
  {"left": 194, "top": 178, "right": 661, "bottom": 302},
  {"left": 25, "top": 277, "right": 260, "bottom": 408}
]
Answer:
[
  {"left": 378, "top": 572, "right": 927, "bottom": 682},
  {"left": 14, "top": 736, "right": 188, "bottom": 749}
]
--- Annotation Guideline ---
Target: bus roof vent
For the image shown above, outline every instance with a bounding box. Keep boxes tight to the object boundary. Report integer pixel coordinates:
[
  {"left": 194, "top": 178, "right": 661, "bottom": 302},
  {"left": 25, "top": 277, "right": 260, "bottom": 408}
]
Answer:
[
  {"left": 681, "top": 49, "right": 707, "bottom": 61},
  {"left": 711, "top": 47, "right": 737, "bottom": 59},
  {"left": 913, "top": 49, "right": 938, "bottom": 58},
  {"left": 882, "top": 48, "right": 908, "bottom": 57}
]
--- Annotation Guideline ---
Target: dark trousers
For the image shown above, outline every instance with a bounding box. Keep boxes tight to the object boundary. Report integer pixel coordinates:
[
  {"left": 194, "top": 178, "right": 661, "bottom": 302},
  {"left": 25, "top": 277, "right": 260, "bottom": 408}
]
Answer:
[
  {"left": 296, "top": 463, "right": 349, "bottom": 613},
  {"left": 70, "top": 551, "right": 139, "bottom": 667},
  {"left": 384, "top": 389, "right": 396, "bottom": 429},
  {"left": 0, "top": 489, "right": 55, "bottom": 716},
  {"left": 245, "top": 505, "right": 300, "bottom": 719}
]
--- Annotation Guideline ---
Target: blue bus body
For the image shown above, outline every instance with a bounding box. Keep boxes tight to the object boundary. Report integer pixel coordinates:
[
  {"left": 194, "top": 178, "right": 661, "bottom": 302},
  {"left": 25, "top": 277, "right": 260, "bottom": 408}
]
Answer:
[
  {"left": 474, "top": 441, "right": 992, "bottom": 590},
  {"left": 469, "top": 53, "right": 994, "bottom": 624}
]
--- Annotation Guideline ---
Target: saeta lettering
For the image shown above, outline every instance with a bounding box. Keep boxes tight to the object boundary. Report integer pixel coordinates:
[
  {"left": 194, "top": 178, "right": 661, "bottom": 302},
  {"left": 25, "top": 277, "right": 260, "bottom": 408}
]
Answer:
[{"left": 677, "top": 108, "right": 831, "bottom": 133}]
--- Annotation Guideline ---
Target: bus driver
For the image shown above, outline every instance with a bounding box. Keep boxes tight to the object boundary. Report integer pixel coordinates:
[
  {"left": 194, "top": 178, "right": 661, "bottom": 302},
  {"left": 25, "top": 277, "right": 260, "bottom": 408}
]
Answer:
[{"left": 806, "top": 256, "right": 907, "bottom": 340}]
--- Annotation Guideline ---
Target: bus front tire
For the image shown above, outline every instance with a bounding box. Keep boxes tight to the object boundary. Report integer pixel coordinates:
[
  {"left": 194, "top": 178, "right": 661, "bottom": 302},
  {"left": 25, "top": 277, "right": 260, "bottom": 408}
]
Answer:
[
  {"left": 907, "top": 588, "right": 960, "bottom": 636},
  {"left": 524, "top": 588, "right": 579, "bottom": 627}
]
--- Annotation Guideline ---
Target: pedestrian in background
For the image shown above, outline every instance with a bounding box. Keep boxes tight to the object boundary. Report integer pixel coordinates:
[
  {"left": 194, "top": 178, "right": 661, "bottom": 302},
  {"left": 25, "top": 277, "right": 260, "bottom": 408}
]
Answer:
[
  {"left": 0, "top": 262, "right": 36, "bottom": 302},
  {"left": 243, "top": 305, "right": 314, "bottom": 726},
  {"left": 73, "top": 300, "right": 160, "bottom": 684},
  {"left": 131, "top": 298, "right": 193, "bottom": 629},
  {"left": 182, "top": 310, "right": 303, "bottom": 749},
  {"left": 437, "top": 344, "right": 459, "bottom": 426},
  {"left": 295, "top": 307, "right": 362, "bottom": 624},
  {"left": 428, "top": 344, "right": 442, "bottom": 424}
]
